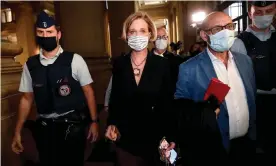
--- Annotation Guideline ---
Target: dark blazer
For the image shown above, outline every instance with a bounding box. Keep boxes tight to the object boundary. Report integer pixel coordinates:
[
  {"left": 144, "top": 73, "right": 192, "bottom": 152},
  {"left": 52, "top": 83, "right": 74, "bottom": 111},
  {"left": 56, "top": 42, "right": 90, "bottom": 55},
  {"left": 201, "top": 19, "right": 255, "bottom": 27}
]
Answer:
[
  {"left": 151, "top": 49, "right": 184, "bottom": 90},
  {"left": 108, "top": 51, "right": 175, "bottom": 158},
  {"left": 175, "top": 49, "right": 256, "bottom": 150}
]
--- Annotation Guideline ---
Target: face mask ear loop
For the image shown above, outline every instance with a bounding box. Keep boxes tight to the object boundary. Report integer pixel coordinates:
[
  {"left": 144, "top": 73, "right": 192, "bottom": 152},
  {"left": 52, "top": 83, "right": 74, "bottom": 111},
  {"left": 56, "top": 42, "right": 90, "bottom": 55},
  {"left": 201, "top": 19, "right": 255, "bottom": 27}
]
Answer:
[
  {"left": 204, "top": 32, "right": 211, "bottom": 45},
  {"left": 56, "top": 35, "right": 60, "bottom": 46}
]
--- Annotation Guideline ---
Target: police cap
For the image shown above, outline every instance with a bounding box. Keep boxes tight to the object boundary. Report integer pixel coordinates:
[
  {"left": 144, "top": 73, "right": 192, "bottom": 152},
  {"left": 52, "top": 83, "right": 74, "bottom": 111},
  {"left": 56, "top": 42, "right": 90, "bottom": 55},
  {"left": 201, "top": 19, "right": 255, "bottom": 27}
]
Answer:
[
  {"left": 35, "top": 11, "right": 56, "bottom": 29},
  {"left": 251, "top": 1, "right": 275, "bottom": 7}
]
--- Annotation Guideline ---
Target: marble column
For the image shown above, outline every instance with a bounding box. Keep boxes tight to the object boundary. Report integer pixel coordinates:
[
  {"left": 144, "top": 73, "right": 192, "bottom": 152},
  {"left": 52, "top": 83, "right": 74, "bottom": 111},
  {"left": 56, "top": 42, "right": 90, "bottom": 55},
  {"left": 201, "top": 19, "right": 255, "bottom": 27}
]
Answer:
[
  {"left": 1, "top": 41, "right": 24, "bottom": 166},
  {"left": 14, "top": 2, "right": 37, "bottom": 65}
]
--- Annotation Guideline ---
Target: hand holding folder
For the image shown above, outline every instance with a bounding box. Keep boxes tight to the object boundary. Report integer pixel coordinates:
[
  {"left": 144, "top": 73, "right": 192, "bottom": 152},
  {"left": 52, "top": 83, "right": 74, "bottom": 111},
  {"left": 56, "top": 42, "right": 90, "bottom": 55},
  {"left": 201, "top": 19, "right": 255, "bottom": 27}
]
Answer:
[{"left": 204, "top": 78, "right": 230, "bottom": 104}]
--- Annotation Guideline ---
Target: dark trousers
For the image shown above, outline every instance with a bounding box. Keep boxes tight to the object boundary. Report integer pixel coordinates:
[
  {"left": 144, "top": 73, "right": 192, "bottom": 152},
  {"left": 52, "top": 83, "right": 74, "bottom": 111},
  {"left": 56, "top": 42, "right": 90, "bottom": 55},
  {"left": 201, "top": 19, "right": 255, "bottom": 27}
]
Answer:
[
  {"left": 114, "top": 146, "right": 165, "bottom": 166},
  {"left": 229, "top": 136, "right": 255, "bottom": 161},
  {"left": 256, "top": 93, "right": 276, "bottom": 158},
  {"left": 179, "top": 136, "right": 255, "bottom": 165},
  {"left": 34, "top": 119, "right": 86, "bottom": 166}
]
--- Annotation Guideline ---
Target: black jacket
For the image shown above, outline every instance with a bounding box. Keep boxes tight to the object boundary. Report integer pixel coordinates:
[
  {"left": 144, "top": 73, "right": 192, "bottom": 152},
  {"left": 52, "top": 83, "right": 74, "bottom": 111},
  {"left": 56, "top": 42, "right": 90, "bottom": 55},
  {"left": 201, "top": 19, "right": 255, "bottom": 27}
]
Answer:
[
  {"left": 151, "top": 49, "right": 184, "bottom": 90},
  {"left": 175, "top": 98, "right": 227, "bottom": 163},
  {"left": 108, "top": 51, "right": 176, "bottom": 158}
]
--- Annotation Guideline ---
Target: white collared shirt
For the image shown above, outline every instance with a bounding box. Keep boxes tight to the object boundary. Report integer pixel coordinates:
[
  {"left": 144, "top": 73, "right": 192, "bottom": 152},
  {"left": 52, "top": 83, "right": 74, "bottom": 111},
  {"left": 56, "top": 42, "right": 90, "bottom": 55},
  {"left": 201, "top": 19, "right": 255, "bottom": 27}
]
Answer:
[
  {"left": 153, "top": 50, "right": 165, "bottom": 57},
  {"left": 207, "top": 48, "right": 249, "bottom": 139},
  {"left": 246, "top": 25, "right": 275, "bottom": 42},
  {"left": 231, "top": 25, "right": 275, "bottom": 55}
]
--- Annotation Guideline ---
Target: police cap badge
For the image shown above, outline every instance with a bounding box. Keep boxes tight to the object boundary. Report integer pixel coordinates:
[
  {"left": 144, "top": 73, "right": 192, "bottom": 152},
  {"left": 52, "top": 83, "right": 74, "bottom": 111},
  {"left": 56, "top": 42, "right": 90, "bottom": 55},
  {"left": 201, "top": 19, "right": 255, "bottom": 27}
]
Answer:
[{"left": 36, "top": 11, "right": 56, "bottom": 29}]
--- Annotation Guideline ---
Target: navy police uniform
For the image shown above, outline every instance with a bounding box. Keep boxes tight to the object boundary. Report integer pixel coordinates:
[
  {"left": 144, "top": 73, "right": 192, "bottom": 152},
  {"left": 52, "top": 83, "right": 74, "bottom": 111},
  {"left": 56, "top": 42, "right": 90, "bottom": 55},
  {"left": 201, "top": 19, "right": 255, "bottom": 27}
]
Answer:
[
  {"left": 25, "top": 11, "right": 91, "bottom": 166},
  {"left": 237, "top": 1, "right": 276, "bottom": 157}
]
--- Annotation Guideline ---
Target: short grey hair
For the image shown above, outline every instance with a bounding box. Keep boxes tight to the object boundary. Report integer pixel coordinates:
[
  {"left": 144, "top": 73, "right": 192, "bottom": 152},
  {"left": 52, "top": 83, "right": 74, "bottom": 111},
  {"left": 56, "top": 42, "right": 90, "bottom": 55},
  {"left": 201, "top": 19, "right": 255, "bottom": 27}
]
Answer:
[{"left": 157, "top": 27, "right": 168, "bottom": 35}]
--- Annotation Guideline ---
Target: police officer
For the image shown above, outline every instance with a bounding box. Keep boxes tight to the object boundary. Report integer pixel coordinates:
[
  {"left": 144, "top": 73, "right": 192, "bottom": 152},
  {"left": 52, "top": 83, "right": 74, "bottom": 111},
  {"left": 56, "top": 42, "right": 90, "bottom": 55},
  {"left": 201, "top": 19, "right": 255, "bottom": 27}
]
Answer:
[
  {"left": 231, "top": 1, "right": 276, "bottom": 157},
  {"left": 11, "top": 11, "right": 99, "bottom": 166}
]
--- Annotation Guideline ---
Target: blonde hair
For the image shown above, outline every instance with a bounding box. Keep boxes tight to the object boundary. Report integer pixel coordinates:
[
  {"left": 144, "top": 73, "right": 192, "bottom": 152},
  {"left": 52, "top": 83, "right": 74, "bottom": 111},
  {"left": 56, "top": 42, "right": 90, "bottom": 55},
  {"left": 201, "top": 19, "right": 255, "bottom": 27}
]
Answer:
[{"left": 121, "top": 11, "right": 157, "bottom": 42}]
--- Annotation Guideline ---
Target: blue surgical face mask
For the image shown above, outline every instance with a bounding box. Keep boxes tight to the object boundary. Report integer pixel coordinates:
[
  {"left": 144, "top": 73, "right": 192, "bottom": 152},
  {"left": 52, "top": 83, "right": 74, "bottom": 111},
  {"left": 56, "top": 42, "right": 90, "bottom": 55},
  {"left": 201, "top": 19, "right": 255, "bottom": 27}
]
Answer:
[
  {"left": 253, "top": 15, "right": 274, "bottom": 29},
  {"left": 207, "top": 29, "right": 235, "bottom": 52}
]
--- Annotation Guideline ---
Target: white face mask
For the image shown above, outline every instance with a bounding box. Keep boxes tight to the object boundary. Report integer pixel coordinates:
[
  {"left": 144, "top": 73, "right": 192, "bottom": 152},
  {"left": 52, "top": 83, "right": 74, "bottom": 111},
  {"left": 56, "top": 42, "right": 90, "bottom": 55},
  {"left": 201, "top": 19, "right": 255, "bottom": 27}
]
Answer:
[
  {"left": 155, "top": 39, "right": 168, "bottom": 50},
  {"left": 127, "top": 35, "right": 149, "bottom": 51},
  {"left": 253, "top": 15, "right": 274, "bottom": 29},
  {"left": 208, "top": 29, "right": 235, "bottom": 52}
]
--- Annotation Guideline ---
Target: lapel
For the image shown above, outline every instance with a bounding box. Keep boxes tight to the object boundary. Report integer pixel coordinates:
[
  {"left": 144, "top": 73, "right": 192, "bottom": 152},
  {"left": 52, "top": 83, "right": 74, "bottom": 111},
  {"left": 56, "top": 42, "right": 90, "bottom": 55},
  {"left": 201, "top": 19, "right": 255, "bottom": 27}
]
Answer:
[
  {"left": 199, "top": 50, "right": 217, "bottom": 80},
  {"left": 124, "top": 53, "right": 137, "bottom": 92},
  {"left": 232, "top": 53, "right": 248, "bottom": 87},
  {"left": 126, "top": 51, "right": 155, "bottom": 90},
  {"left": 232, "top": 53, "right": 252, "bottom": 112},
  {"left": 232, "top": 53, "right": 250, "bottom": 88},
  {"left": 199, "top": 49, "right": 228, "bottom": 111},
  {"left": 137, "top": 51, "right": 155, "bottom": 90}
]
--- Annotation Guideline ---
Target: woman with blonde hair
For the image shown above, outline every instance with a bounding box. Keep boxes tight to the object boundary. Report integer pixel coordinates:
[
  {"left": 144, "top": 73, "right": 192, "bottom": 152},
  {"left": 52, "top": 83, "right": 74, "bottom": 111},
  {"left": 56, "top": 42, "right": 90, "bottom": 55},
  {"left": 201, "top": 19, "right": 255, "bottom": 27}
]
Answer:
[{"left": 105, "top": 11, "right": 176, "bottom": 166}]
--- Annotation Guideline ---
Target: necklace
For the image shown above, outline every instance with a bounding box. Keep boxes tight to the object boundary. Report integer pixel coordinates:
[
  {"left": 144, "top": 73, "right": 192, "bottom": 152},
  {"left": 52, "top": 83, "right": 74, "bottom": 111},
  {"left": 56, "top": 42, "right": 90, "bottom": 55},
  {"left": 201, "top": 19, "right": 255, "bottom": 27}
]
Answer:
[{"left": 131, "top": 55, "right": 147, "bottom": 76}]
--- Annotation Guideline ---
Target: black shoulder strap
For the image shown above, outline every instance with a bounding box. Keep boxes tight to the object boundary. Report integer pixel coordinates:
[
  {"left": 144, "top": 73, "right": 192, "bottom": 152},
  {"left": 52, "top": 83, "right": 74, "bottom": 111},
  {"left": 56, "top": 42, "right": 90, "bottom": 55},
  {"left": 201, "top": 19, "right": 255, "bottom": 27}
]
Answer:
[
  {"left": 238, "top": 31, "right": 260, "bottom": 54},
  {"left": 270, "top": 31, "right": 276, "bottom": 42},
  {"left": 54, "top": 51, "right": 74, "bottom": 66},
  {"left": 26, "top": 54, "right": 40, "bottom": 72}
]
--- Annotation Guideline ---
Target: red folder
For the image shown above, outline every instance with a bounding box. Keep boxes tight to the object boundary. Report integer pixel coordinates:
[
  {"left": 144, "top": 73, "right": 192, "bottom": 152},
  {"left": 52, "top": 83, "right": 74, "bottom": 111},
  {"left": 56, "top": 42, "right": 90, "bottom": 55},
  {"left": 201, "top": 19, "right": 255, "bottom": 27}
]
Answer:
[{"left": 204, "top": 78, "right": 230, "bottom": 104}]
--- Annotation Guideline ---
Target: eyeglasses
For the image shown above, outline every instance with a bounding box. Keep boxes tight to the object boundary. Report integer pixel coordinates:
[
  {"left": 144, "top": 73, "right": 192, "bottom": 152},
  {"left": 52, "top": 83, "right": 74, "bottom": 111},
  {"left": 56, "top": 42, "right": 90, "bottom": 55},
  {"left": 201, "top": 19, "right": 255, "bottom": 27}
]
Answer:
[
  {"left": 157, "top": 35, "right": 168, "bottom": 40},
  {"left": 205, "top": 23, "right": 236, "bottom": 34}
]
